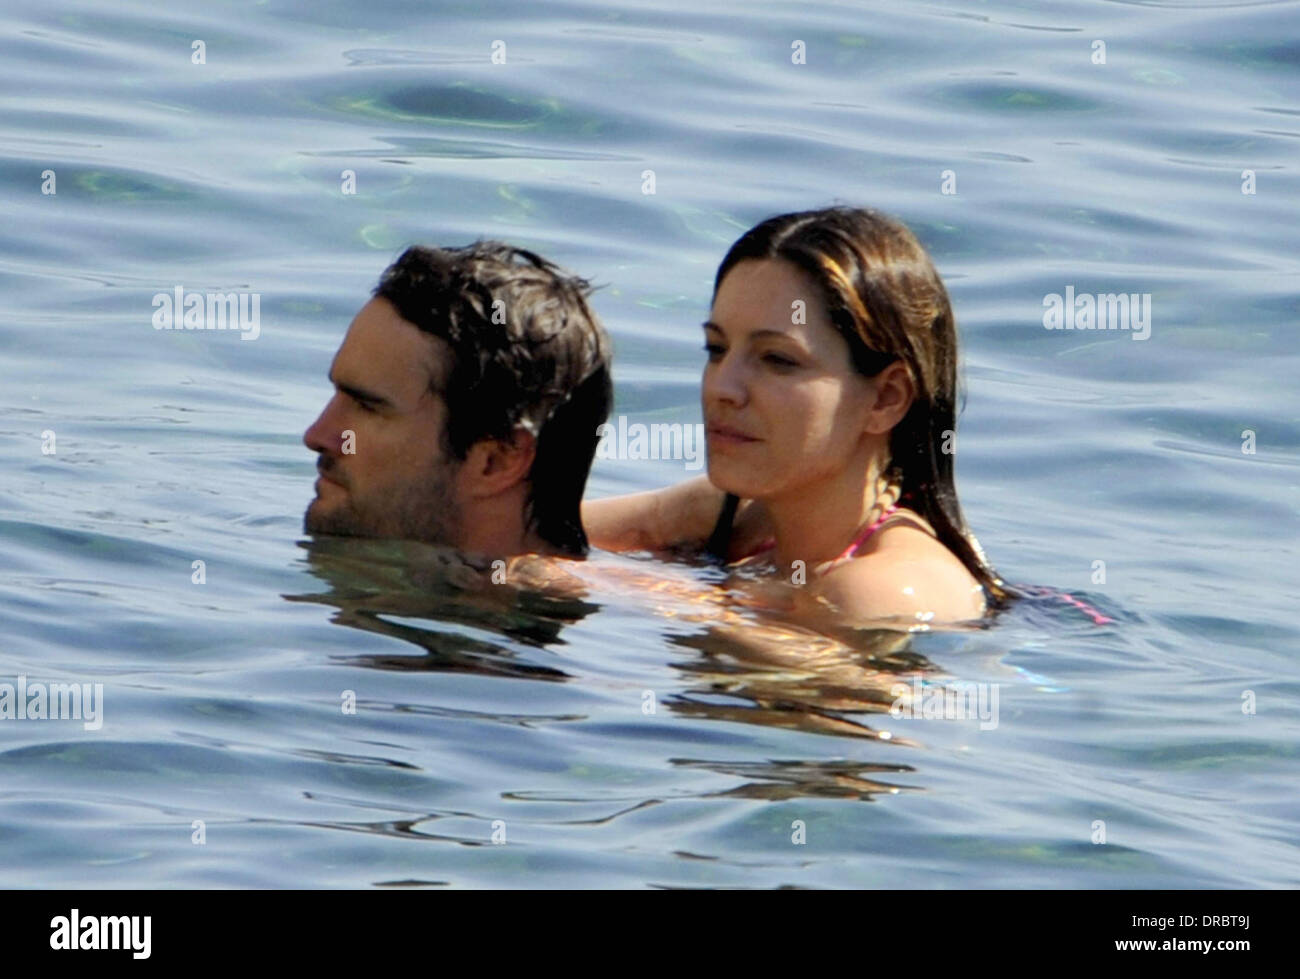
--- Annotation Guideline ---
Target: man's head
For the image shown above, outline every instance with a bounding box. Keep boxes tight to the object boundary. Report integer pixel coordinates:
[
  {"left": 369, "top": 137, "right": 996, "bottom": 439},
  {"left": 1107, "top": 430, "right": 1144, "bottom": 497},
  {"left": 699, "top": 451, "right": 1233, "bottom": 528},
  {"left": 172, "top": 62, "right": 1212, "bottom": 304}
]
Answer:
[{"left": 303, "top": 241, "right": 612, "bottom": 557}]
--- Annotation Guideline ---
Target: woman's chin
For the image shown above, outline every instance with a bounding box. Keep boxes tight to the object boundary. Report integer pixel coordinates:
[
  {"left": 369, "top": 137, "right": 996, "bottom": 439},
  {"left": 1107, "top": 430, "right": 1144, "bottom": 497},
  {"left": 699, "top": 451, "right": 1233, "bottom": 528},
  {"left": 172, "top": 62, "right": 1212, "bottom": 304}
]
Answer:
[{"left": 706, "top": 463, "right": 765, "bottom": 500}]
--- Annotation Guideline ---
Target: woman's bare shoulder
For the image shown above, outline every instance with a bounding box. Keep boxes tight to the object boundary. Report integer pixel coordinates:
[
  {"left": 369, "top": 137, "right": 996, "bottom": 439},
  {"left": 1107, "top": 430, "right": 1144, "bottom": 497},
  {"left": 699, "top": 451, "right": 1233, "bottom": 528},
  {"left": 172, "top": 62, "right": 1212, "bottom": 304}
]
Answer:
[{"left": 812, "top": 547, "right": 987, "bottom": 625}]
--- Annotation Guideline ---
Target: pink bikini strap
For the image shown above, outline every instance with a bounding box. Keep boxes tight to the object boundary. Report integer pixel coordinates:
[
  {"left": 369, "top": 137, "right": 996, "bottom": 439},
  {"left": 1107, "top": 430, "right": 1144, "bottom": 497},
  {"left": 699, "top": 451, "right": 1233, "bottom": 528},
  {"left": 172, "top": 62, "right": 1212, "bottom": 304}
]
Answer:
[
  {"left": 833, "top": 497, "right": 906, "bottom": 563},
  {"left": 733, "top": 493, "right": 914, "bottom": 565}
]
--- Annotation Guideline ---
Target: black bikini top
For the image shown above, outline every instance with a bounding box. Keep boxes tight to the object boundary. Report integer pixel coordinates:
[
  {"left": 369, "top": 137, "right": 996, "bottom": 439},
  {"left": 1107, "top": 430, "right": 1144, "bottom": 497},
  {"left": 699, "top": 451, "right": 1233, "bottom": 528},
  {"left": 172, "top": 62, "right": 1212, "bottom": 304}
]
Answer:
[{"left": 703, "top": 493, "right": 741, "bottom": 562}]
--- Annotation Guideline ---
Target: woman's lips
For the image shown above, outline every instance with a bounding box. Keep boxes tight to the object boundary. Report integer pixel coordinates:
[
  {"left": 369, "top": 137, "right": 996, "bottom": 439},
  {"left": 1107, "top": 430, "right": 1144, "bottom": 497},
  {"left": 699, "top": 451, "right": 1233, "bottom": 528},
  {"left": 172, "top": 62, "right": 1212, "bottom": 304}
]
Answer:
[{"left": 707, "top": 424, "right": 760, "bottom": 446}]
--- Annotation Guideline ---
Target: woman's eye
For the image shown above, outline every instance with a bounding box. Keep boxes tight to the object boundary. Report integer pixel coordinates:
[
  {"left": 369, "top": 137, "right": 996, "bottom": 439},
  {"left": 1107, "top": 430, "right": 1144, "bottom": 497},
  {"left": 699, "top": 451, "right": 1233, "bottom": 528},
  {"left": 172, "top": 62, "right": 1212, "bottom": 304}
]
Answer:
[
  {"left": 354, "top": 398, "right": 378, "bottom": 413},
  {"left": 763, "top": 353, "right": 799, "bottom": 368},
  {"left": 703, "top": 342, "right": 725, "bottom": 360}
]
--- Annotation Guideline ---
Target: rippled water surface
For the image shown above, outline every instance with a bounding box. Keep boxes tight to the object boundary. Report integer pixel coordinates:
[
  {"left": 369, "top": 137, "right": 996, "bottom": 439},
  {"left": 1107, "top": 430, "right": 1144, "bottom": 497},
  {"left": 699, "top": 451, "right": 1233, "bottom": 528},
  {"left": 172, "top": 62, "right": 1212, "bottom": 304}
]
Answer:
[{"left": 2, "top": 0, "right": 1298, "bottom": 887}]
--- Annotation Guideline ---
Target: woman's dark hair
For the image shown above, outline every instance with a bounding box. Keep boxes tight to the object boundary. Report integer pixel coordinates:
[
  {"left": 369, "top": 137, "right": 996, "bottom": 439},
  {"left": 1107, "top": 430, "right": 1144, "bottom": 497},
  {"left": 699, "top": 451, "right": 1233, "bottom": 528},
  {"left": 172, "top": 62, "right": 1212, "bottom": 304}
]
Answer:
[
  {"left": 713, "top": 206, "right": 1015, "bottom": 606},
  {"left": 374, "top": 241, "right": 612, "bottom": 556}
]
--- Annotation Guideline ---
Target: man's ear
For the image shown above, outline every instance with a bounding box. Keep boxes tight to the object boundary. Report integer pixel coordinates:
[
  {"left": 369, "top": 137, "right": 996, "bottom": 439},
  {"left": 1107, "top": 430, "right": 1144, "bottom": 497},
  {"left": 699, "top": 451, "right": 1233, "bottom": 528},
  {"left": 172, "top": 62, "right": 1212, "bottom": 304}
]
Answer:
[
  {"left": 461, "top": 427, "right": 538, "bottom": 499},
  {"left": 865, "top": 361, "right": 915, "bottom": 435}
]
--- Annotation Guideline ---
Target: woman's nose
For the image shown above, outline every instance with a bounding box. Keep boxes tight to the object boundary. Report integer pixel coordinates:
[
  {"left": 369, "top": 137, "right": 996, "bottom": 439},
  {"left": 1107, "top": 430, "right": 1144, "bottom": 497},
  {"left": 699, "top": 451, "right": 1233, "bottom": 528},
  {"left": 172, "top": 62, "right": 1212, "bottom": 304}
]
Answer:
[{"left": 704, "top": 350, "right": 748, "bottom": 408}]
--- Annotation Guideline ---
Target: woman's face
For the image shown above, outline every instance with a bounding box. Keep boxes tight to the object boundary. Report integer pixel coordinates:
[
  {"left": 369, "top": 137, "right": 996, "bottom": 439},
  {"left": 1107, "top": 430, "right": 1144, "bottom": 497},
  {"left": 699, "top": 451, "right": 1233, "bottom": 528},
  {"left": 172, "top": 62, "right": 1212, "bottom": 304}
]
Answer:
[{"left": 702, "top": 258, "right": 884, "bottom": 501}]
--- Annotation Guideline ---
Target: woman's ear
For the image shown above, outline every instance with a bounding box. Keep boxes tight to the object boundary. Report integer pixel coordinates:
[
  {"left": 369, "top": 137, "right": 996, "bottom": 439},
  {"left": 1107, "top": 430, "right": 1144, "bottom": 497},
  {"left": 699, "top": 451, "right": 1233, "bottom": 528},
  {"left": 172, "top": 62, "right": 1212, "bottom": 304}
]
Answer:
[{"left": 865, "top": 361, "right": 915, "bottom": 434}]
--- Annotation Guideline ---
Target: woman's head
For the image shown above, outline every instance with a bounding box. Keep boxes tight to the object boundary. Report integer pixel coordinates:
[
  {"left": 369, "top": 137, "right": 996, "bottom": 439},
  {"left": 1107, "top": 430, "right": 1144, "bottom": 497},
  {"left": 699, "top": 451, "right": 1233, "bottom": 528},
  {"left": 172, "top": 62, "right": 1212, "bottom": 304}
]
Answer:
[{"left": 702, "top": 205, "right": 1012, "bottom": 605}]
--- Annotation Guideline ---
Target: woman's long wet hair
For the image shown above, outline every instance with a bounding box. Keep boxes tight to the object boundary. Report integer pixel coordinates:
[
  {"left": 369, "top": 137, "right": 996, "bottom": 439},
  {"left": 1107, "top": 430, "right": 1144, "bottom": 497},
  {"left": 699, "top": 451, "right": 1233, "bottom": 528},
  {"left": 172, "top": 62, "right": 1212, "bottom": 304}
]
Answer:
[{"left": 713, "top": 205, "right": 1016, "bottom": 606}]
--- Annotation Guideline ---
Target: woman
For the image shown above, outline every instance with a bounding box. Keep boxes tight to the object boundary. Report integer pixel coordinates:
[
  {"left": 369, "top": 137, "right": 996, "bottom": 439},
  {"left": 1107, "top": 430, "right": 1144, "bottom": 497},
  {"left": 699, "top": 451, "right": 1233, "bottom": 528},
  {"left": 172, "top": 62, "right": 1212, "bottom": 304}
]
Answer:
[{"left": 583, "top": 205, "right": 1015, "bottom": 627}]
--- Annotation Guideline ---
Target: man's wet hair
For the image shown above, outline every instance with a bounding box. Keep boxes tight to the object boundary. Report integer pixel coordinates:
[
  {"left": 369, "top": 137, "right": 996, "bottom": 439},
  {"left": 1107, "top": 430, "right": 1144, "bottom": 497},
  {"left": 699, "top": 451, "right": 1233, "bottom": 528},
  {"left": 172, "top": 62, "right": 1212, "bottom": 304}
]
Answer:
[{"left": 373, "top": 241, "right": 613, "bottom": 556}]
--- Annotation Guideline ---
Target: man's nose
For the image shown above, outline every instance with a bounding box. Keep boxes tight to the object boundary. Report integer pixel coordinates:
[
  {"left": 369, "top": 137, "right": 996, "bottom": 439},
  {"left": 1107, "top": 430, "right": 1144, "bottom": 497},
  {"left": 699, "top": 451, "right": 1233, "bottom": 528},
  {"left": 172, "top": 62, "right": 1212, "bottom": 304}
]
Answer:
[{"left": 303, "top": 396, "right": 343, "bottom": 455}]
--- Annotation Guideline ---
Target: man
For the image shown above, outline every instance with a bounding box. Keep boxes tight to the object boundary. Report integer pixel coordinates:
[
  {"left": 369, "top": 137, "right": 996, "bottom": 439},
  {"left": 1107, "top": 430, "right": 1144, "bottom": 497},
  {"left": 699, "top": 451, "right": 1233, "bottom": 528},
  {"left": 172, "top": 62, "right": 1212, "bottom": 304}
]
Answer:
[{"left": 303, "top": 241, "right": 612, "bottom": 560}]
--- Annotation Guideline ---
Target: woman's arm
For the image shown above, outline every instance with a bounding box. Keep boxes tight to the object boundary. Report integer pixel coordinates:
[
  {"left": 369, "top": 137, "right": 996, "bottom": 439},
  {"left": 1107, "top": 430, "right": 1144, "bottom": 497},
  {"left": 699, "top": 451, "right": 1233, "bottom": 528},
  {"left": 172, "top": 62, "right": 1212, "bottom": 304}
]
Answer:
[{"left": 582, "top": 476, "right": 727, "bottom": 552}]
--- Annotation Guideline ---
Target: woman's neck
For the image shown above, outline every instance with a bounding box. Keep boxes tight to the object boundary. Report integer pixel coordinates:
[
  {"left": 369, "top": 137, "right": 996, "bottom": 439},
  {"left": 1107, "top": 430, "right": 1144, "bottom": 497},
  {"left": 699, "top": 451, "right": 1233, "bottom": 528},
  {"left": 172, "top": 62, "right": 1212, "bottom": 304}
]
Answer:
[{"left": 765, "top": 457, "right": 898, "bottom": 573}]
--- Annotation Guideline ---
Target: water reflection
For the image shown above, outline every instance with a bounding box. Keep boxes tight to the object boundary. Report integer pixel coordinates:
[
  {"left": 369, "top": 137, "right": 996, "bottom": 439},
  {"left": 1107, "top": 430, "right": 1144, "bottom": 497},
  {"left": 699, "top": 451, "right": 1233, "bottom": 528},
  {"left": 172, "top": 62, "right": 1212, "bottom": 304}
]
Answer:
[
  {"left": 665, "top": 617, "right": 933, "bottom": 742},
  {"left": 287, "top": 538, "right": 966, "bottom": 770},
  {"left": 670, "top": 758, "right": 917, "bottom": 801},
  {"left": 285, "top": 537, "right": 598, "bottom": 680}
]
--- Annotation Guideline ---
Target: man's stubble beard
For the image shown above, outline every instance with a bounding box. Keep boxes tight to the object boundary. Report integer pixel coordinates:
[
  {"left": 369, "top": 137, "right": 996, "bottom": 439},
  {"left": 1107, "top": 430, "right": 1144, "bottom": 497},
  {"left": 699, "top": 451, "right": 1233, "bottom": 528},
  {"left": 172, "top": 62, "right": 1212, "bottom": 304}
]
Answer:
[{"left": 304, "top": 457, "right": 462, "bottom": 546}]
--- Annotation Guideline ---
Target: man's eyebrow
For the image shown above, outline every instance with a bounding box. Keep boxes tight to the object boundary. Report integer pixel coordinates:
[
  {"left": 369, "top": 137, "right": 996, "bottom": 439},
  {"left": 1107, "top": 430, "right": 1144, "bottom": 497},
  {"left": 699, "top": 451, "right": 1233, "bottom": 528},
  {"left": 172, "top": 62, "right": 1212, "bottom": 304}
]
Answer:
[
  {"left": 702, "top": 320, "right": 798, "bottom": 342},
  {"left": 329, "top": 373, "right": 394, "bottom": 408}
]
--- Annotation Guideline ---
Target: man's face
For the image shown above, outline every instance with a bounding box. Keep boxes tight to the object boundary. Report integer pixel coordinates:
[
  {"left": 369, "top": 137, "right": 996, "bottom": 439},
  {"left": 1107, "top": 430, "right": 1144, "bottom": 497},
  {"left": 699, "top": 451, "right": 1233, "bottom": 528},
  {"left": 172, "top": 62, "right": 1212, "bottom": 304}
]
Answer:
[{"left": 303, "top": 297, "right": 463, "bottom": 543}]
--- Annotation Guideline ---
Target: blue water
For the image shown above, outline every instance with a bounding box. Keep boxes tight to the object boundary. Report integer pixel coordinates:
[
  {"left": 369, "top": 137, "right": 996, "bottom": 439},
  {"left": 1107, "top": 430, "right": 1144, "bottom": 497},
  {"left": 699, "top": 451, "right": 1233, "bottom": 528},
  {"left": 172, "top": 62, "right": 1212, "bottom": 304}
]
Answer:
[{"left": 2, "top": 0, "right": 1298, "bottom": 887}]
